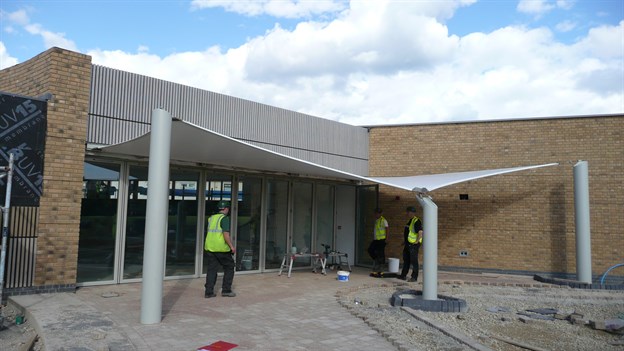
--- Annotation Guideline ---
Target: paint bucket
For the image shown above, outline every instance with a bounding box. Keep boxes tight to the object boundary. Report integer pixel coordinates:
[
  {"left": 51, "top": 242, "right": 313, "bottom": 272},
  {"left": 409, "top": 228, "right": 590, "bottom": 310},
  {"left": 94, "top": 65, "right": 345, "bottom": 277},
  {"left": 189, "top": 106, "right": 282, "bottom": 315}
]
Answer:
[
  {"left": 388, "top": 258, "right": 399, "bottom": 273},
  {"left": 337, "top": 270, "right": 350, "bottom": 282}
]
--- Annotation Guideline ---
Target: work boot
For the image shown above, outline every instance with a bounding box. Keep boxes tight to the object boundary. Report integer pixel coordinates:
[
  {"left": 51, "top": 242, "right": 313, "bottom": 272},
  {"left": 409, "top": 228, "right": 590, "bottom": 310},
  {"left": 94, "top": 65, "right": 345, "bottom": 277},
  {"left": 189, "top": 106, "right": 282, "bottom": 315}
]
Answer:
[
  {"left": 221, "top": 291, "right": 236, "bottom": 297},
  {"left": 205, "top": 292, "right": 216, "bottom": 298}
]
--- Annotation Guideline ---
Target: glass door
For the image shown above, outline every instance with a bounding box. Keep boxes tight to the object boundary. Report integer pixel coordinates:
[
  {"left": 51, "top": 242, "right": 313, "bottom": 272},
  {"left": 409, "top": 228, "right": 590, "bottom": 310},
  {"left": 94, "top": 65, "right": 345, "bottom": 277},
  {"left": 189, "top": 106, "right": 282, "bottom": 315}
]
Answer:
[
  {"left": 264, "top": 179, "right": 289, "bottom": 269},
  {"left": 236, "top": 176, "right": 262, "bottom": 271},
  {"left": 202, "top": 173, "right": 233, "bottom": 275},
  {"left": 291, "top": 181, "right": 313, "bottom": 267},
  {"left": 165, "top": 169, "right": 199, "bottom": 277},
  {"left": 356, "top": 185, "right": 378, "bottom": 266}
]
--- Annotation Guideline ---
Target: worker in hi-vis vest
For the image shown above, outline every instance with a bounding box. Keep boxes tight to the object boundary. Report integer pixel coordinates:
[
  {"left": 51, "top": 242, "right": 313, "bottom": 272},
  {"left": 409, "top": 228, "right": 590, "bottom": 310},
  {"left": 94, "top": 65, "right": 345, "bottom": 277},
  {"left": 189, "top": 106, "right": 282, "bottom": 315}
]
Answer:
[
  {"left": 367, "top": 208, "right": 388, "bottom": 272},
  {"left": 204, "top": 201, "right": 236, "bottom": 298},
  {"left": 398, "top": 206, "right": 423, "bottom": 282}
]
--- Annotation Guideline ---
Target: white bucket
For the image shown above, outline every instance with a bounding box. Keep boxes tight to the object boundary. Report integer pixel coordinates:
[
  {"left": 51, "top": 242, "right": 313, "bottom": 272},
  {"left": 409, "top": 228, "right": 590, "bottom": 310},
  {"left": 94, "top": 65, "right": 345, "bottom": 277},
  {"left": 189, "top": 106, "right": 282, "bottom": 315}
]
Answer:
[
  {"left": 388, "top": 258, "right": 399, "bottom": 273},
  {"left": 337, "top": 270, "right": 350, "bottom": 282}
]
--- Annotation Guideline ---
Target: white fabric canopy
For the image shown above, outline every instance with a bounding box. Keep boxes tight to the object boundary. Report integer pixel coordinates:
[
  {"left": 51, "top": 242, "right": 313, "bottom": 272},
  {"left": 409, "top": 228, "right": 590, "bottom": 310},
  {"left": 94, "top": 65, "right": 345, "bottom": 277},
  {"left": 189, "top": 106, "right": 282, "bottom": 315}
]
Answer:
[
  {"left": 369, "top": 163, "right": 559, "bottom": 193},
  {"left": 93, "top": 119, "right": 558, "bottom": 192},
  {"left": 94, "top": 119, "right": 370, "bottom": 182}
]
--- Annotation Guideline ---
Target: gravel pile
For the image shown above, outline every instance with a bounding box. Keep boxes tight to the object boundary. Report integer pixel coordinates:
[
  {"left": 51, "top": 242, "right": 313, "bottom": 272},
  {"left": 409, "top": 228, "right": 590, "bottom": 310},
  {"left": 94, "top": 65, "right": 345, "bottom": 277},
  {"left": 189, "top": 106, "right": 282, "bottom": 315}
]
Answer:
[{"left": 337, "top": 281, "right": 624, "bottom": 351}]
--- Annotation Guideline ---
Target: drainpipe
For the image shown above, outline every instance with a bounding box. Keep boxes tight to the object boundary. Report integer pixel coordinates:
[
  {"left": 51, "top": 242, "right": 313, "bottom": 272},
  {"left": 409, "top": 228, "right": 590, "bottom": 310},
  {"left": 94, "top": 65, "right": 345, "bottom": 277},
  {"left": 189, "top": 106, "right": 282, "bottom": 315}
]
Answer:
[
  {"left": 573, "top": 161, "right": 592, "bottom": 284},
  {"left": 416, "top": 194, "right": 438, "bottom": 300},
  {"left": 140, "top": 109, "right": 172, "bottom": 324}
]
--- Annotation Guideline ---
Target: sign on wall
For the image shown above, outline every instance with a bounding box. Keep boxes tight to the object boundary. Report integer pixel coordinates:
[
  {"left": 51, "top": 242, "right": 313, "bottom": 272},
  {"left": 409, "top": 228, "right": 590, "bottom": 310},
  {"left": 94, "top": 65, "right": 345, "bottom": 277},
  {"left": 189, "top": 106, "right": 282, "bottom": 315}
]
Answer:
[{"left": 0, "top": 91, "right": 48, "bottom": 206}]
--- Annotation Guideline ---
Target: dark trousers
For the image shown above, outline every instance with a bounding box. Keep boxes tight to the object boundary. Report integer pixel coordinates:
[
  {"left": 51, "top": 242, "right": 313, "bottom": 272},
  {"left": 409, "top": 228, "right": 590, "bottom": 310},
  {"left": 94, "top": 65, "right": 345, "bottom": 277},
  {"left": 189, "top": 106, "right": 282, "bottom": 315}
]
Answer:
[
  {"left": 205, "top": 251, "right": 235, "bottom": 294},
  {"left": 401, "top": 244, "right": 420, "bottom": 280},
  {"left": 367, "top": 239, "right": 386, "bottom": 270}
]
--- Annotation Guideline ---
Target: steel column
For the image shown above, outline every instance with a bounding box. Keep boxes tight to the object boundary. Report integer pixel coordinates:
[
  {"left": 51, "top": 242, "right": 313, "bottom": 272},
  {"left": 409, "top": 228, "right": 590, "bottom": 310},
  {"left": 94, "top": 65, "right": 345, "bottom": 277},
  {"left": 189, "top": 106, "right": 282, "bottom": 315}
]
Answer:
[
  {"left": 140, "top": 109, "right": 172, "bottom": 324},
  {"left": 416, "top": 194, "right": 438, "bottom": 300},
  {"left": 573, "top": 161, "right": 592, "bottom": 284}
]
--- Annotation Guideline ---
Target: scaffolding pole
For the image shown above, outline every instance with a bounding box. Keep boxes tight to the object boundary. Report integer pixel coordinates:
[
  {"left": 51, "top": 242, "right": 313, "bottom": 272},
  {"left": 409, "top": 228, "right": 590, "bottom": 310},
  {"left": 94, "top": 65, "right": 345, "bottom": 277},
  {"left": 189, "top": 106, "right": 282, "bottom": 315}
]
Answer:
[{"left": 0, "top": 153, "right": 15, "bottom": 305}]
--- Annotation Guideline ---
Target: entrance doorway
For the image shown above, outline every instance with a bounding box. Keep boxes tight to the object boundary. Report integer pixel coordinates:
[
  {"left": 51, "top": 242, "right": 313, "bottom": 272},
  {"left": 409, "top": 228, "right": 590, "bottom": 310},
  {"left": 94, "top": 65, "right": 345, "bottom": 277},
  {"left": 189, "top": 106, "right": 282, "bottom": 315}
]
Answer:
[{"left": 78, "top": 160, "right": 350, "bottom": 285}]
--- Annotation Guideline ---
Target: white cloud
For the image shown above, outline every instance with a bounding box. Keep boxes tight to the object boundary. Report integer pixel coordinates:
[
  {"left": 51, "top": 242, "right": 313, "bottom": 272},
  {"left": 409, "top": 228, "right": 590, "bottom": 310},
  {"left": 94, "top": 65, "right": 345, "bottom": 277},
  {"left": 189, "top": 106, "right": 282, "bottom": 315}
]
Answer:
[
  {"left": 190, "top": 0, "right": 347, "bottom": 18},
  {"left": 517, "top": 0, "right": 555, "bottom": 16},
  {"left": 88, "top": 45, "right": 247, "bottom": 94},
  {"left": 6, "top": 9, "right": 30, "bottom": 25},
  {"left": 573, "top": 20, "right": 623, "bottom": 59},
  {"left": 242, "top": 3, "right": 459, "bottom": 81},
  {"left": 2, "top": 8, "right": 77, "bottom": 53},
  {"left": 517, "top": 0, "right": 575, "bottom": 18},
  {"left": 0, "top": 42, "right": 19, "bottom": 69},
  {"left": 556, "top": 0, "right": 575, "bottom": 10},
  {"left": 555, "top": 20, "right": 577, "bottom": 32},
  {"left": 53, "top": 2, "right": 624, "bottom": 124},
  {"left": 24, "top": 23, "right": 77, "bottom": 52}
]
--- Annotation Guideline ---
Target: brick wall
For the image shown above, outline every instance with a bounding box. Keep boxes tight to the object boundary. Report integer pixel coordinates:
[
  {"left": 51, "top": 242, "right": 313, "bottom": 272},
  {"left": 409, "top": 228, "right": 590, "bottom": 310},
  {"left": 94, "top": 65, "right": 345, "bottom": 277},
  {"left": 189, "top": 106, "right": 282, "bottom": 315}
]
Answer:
[
  {"left": 369, "top": 117, "right": 623, "bottom": 278},
  {"left": 0, "top": 47, "right": 92, "bottom": 287}
]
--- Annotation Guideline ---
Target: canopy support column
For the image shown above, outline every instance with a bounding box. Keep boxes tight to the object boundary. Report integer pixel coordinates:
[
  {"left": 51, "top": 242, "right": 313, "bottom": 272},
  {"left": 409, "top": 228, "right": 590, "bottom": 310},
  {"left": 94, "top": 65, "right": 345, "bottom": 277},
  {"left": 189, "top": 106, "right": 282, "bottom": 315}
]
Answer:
[
  {"left": 416, "top": 194, "right": 438, "bottom": 300},
  {"left": 140, "top": 109, "right": 172, "bottom": 325},
  {"left": 574, "top": 160, "right": 592, "bottom": 284}
]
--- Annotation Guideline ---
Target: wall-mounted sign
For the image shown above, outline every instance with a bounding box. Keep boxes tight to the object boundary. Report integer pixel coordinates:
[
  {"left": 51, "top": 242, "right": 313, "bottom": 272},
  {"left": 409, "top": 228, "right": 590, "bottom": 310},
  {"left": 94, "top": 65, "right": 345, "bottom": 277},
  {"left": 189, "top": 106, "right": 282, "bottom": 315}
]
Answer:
[{"left": 0, "top": 91, "right": 48, "bottom": 206}]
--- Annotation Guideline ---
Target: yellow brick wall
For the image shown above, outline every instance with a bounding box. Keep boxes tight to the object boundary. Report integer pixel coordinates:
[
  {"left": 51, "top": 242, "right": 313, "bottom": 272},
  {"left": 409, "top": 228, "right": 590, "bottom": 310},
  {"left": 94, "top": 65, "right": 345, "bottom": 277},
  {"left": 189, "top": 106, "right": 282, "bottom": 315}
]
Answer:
[
  {"left": 0, "top": 47, "right": 91, "bottom": 286},
  {"left": 369, "top": 117, "right": 623, "bottom": 277}
]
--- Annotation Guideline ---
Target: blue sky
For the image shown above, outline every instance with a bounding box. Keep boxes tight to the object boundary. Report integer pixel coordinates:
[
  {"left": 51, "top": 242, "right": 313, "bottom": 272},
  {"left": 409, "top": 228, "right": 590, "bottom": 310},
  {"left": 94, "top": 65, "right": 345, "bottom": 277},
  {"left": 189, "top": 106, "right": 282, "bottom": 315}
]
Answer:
[{"left": 1, "top": 0, "right": 623, "bottom": 125}]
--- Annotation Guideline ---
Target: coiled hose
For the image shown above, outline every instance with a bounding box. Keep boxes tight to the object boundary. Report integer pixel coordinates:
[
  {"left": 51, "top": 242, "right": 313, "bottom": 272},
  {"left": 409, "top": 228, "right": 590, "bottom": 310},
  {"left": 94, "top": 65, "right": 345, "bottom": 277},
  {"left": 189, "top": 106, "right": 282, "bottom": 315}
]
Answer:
[{"left": 600, "top": 262, "right": 624, "bottom": 285}]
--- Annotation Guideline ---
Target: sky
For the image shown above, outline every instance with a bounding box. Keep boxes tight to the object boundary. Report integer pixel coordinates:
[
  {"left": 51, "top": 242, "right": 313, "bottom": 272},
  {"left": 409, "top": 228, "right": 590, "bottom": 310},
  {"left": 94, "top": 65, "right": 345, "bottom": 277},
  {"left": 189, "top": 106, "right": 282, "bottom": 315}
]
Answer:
[{"left": 0, "top": 0, "right": 623, "bottom": 126}]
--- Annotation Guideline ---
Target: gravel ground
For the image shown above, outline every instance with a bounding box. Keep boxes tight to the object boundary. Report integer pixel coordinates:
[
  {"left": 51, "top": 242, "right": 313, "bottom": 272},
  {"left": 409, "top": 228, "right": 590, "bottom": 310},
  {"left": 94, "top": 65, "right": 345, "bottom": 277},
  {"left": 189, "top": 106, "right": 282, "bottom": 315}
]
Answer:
[
  {"left": 0, "top": 303, "right": 42, "bottom": 351},
  {"left": 338, "top": 282, "right": 624, "bottom": 351}
]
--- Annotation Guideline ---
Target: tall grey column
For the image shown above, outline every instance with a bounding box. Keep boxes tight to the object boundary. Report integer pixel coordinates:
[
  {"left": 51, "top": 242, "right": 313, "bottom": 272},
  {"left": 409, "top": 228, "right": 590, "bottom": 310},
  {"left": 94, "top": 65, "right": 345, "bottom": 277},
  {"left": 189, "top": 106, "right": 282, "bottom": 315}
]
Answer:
[
  {"left": 416, "top": 194, "right": 438, "bottom": 300},
  {"left": 573, "top": 161, "right": 592, "bottom": 284},
  {"left": 140, "top": 109, "right": 172, "bottom": 324}
]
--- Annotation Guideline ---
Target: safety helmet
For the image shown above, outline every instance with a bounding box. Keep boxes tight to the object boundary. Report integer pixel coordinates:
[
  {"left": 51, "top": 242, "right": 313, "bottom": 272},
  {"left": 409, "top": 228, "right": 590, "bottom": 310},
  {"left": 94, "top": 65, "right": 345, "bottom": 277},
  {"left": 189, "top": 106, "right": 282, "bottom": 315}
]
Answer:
[{"left": 217, "top": 200, "right": 231, "bottom": 209}]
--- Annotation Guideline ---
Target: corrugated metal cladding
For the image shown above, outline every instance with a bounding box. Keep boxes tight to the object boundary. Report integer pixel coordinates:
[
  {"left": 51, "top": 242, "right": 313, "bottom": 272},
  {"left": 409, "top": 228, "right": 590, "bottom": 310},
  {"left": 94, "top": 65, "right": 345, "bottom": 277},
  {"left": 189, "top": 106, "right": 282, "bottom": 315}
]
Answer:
[{"left": 89, "top": 65, "right": 368, "bottom": 175}]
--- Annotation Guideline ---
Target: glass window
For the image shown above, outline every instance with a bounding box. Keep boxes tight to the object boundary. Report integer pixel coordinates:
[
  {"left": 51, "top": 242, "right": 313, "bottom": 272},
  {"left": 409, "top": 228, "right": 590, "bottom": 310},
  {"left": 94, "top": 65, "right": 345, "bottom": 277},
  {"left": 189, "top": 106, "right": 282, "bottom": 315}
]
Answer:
[
  {"left": 77, "top": 161, "right": 120, "bottom": 283},
  {"left": 265, "top": 179, "right": 289, "bottom": 269},
  {"left": 315, "top": 184, "right": 335, "bottom": 257}
]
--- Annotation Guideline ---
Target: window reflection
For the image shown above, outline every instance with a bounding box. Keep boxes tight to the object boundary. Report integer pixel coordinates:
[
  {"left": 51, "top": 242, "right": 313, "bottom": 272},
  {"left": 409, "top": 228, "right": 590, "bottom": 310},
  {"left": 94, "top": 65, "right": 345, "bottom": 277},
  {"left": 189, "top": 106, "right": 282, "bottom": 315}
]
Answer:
[
  {"left": 236, "top": 177, "right": 262, "bottom": 271},
  {"left": 77, "top": 161, "right": 120, "bottom": 283},
  {"left": 124, "top": 166, "right": 149, "bottom": 279},
  {"left": 166, "top": 170, "right": 199, "bottom": 276},
  {"left": 265, "top": 179, "right": 289, "bottom": 269},
  {"left": 292, "top": 182, "right": 312, "bottom": 267}
]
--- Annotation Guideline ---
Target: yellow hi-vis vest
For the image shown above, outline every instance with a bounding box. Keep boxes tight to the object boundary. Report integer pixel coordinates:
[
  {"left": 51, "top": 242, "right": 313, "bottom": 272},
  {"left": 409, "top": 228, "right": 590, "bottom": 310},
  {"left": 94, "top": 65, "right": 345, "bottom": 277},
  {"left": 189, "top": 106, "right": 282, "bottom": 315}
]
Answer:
[
  {"left": 407, "top": 216, "right": 422, "bottom": 244},
  {"left": 204, "top": 213, "right": 230, "bottom": 252},
  {"left": 374, "top": 216, "right": 387, "bottom": 240}
]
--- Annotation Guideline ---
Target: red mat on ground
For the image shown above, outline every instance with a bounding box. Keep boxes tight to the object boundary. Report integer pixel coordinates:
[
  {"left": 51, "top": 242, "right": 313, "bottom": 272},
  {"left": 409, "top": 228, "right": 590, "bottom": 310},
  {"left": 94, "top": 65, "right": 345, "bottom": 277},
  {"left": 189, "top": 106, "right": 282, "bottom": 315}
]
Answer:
[{"left": 198, "top": 340, "right": 238, "bottom": 351}]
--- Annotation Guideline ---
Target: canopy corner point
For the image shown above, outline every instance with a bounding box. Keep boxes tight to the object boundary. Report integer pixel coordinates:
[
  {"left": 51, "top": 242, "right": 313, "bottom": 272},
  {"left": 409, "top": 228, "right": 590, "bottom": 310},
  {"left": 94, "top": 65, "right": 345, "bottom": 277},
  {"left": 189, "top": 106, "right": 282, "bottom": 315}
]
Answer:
[{"left": 412, "top": 187, "right": 429, "bottom": 195}]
